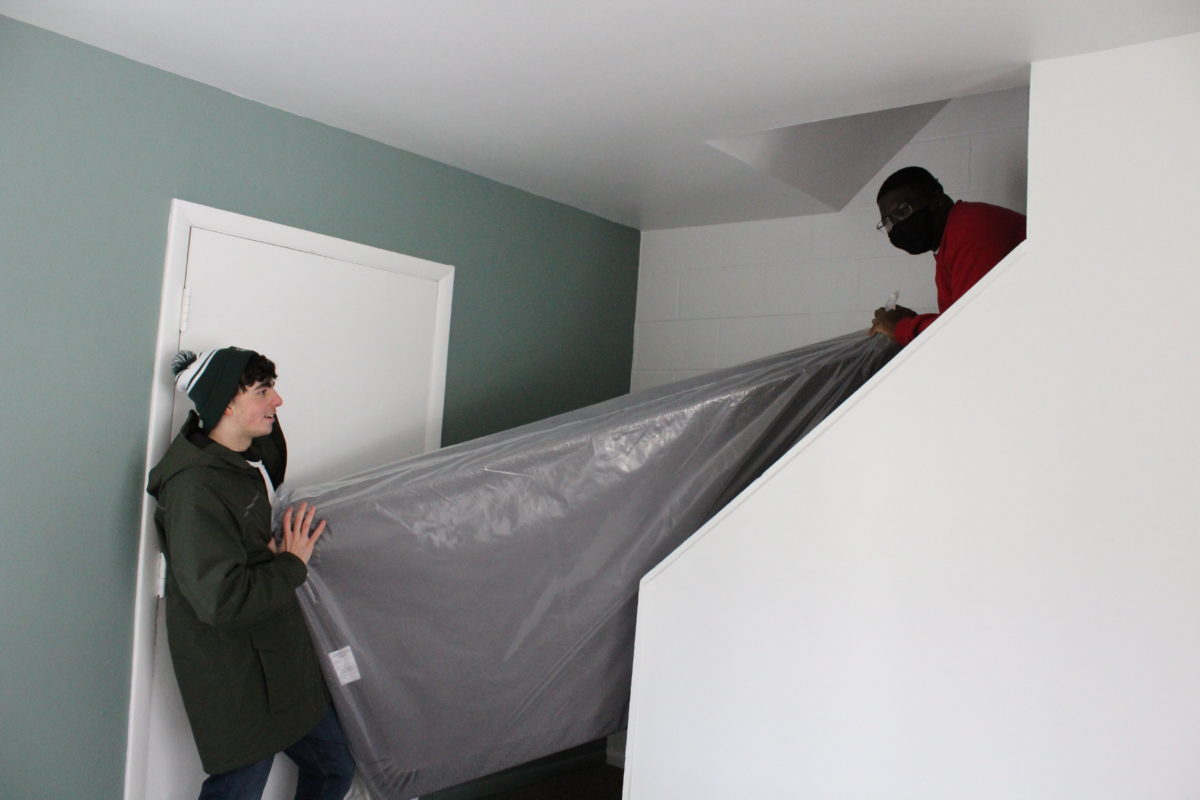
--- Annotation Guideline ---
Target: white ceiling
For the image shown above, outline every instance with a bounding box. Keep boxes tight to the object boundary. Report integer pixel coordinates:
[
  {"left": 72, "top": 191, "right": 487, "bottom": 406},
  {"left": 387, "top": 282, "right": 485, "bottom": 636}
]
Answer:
[{"left": 3, "top": 1, "right": 1198, "bottom": 230}]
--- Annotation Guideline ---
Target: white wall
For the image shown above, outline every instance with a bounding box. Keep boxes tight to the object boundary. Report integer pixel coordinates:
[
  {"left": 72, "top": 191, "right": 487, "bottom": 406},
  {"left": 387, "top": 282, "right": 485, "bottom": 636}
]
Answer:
[
  {"left": 632, "top": 86, "right": 1028, "bottom": 391},
  {"left": 625, "top": 32, "right": 1200, "bottom": 799}
]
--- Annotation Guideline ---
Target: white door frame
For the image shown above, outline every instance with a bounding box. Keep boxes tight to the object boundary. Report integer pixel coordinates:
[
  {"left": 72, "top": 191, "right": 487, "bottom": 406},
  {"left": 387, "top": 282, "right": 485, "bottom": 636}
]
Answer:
[{"left": 124, "top": 200, "right": 454, "bottom": 800}]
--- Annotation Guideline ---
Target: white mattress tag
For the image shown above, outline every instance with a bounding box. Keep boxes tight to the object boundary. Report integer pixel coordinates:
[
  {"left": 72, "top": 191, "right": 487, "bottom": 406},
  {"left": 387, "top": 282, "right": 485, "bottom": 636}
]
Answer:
[{"left": 329, "top": 646, "right": 361, "bottom": 686}]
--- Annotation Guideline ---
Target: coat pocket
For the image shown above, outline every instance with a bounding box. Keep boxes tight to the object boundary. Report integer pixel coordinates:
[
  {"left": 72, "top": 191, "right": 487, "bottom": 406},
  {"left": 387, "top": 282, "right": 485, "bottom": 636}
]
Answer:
[{"left": 249, "top": 620, "right": 307, "bottom": 713}]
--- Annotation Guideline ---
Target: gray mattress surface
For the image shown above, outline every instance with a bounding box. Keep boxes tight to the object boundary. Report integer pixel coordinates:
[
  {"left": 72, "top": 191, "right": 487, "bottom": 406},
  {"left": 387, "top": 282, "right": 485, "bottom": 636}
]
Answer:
[{"left": 278, "top": 332, "right": 897, "bottom": 798}]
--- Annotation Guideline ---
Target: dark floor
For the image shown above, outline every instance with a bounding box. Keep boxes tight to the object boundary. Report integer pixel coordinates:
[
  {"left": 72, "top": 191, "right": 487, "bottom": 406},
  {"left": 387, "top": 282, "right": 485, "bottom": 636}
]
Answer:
[{"left": 479, "top": 765, "right": 624, "bottom": 800}]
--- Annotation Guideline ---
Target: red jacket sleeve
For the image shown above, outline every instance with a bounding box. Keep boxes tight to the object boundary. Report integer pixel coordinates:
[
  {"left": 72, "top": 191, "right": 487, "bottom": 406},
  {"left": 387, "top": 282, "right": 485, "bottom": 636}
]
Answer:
[
  {"left": 894, "top": 313, "right": 933, "bottom": 346},
  {"left": 897, "top": 202, "right": 1026, "bottom": 346}
]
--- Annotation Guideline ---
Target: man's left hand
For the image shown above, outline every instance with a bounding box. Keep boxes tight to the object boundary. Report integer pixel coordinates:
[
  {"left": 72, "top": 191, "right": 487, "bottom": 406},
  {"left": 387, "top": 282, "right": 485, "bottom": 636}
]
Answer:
[{"left": 269, "top": 502, "right": 327, "bottom": 565}]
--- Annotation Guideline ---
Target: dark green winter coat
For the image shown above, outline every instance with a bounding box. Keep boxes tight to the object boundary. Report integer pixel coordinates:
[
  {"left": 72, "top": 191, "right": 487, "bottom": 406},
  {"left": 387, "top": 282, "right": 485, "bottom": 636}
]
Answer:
[{"left": 146, "top": 411, "right": 328, "bottom": 774}]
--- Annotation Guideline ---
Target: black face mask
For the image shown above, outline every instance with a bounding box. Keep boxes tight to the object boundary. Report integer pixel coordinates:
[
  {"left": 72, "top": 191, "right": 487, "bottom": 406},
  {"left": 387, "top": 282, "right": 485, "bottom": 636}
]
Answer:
[{"left": 888, "top": 206, "right": 938, "bottom": 254}]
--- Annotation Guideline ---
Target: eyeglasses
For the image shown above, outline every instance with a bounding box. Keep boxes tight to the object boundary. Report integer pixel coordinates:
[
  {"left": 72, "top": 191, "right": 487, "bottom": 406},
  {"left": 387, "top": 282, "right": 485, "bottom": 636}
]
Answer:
[{"left": 875, "top": 201, "right": 914, "bottom": 233}]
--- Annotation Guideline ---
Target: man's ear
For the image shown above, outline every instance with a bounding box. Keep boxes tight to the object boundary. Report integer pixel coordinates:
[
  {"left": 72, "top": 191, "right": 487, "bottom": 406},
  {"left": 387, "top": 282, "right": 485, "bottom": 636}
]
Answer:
[{"left": 224, "top": 386, "right": 246, "bottom": 414}]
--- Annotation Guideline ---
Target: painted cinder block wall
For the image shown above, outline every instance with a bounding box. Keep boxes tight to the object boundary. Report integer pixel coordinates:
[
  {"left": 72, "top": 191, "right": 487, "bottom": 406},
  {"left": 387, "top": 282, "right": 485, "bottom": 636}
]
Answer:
[
  {"left": 0, "top": 16, "right": 638, "bottom": 800},
  {"left": 632, "top": 86, "right": 1028, "bottom": 390}
]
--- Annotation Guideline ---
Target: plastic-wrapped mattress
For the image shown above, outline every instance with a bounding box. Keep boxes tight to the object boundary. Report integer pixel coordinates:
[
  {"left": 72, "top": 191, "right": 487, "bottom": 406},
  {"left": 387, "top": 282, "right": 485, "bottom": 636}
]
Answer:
[{"left": 277, "top": 332, "right": 897, "bottom": 798}]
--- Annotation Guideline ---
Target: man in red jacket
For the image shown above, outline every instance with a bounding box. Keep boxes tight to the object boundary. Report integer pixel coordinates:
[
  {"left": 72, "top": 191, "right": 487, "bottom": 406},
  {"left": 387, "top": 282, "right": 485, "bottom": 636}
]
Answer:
[{"left": 870, "top": 166, "right": 1026, "bottom": 345}]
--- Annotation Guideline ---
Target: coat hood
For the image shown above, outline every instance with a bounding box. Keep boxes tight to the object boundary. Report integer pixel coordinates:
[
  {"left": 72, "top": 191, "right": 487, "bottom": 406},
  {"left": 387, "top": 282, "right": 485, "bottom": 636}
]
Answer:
[{"left": 147, "top": 411, "right": 260, "bottom": 498}]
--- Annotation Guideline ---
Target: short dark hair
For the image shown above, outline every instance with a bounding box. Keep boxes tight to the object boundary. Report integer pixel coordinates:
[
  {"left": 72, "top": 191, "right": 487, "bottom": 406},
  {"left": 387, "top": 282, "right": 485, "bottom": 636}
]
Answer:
[
  {"left": 877, "top": 166, "right": 944, "bottom": 201},
  {"left": 238, "top": 353, "right": 277, "bottom": 390}
]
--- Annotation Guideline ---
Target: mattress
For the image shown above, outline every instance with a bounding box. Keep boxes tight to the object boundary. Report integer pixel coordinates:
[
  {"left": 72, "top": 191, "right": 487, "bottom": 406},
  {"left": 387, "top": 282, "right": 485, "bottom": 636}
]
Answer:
[{"left": 278, "top": 332, "right": 897, "bottom": 798}]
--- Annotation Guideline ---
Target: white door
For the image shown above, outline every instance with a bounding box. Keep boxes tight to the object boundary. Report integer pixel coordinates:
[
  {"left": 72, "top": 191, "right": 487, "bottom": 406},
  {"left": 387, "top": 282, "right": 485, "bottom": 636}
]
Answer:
[{"left": 126, "top": 201, "right": 454, "bottom": 799}]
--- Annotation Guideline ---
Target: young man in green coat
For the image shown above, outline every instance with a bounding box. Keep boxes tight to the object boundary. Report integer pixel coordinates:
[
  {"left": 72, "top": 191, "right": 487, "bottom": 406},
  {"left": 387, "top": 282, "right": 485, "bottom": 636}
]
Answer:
[{"left": 147, "top": 346, "right": 355, "bottom": 799}]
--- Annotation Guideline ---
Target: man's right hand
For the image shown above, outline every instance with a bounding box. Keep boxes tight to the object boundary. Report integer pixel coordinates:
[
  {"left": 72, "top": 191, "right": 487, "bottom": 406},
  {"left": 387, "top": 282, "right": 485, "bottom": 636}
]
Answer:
[
  {"left": 868, "top": 304, "right": 917, "bottom": 341},
  {"left": 269, "top": 502, "right": 327, "bottom": 564}
]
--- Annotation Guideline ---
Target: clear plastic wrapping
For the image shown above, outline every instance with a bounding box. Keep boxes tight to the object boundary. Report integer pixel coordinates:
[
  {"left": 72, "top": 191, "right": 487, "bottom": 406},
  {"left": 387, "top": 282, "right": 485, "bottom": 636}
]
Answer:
[{"left": 277, "top": 332, "right": 897, "bottom": 798}]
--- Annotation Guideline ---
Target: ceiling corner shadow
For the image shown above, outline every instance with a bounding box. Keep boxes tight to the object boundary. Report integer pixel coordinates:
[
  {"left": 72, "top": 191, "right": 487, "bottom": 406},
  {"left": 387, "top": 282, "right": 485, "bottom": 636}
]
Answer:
[{"left": 706, "top": 100, "right": 950, "bottom": 213}]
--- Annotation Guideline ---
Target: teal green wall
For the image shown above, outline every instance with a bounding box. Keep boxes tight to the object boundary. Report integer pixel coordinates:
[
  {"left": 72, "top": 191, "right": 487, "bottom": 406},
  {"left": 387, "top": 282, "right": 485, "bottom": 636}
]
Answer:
[{"left": 0, "top": 16, "right": 638, "bottom": 798}]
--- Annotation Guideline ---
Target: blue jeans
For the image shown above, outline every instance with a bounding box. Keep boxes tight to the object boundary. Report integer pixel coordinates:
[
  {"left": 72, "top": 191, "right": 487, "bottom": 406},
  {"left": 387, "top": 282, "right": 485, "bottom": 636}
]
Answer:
[{"left": 198, "top": 705, "right": 355, "bottom": 800}]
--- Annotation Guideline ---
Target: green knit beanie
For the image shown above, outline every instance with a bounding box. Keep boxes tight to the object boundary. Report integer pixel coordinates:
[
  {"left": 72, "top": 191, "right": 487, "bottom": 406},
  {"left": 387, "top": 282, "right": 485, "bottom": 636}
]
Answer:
[{"left": 171, "top": 347, "right": 257, "bottom": 431}]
